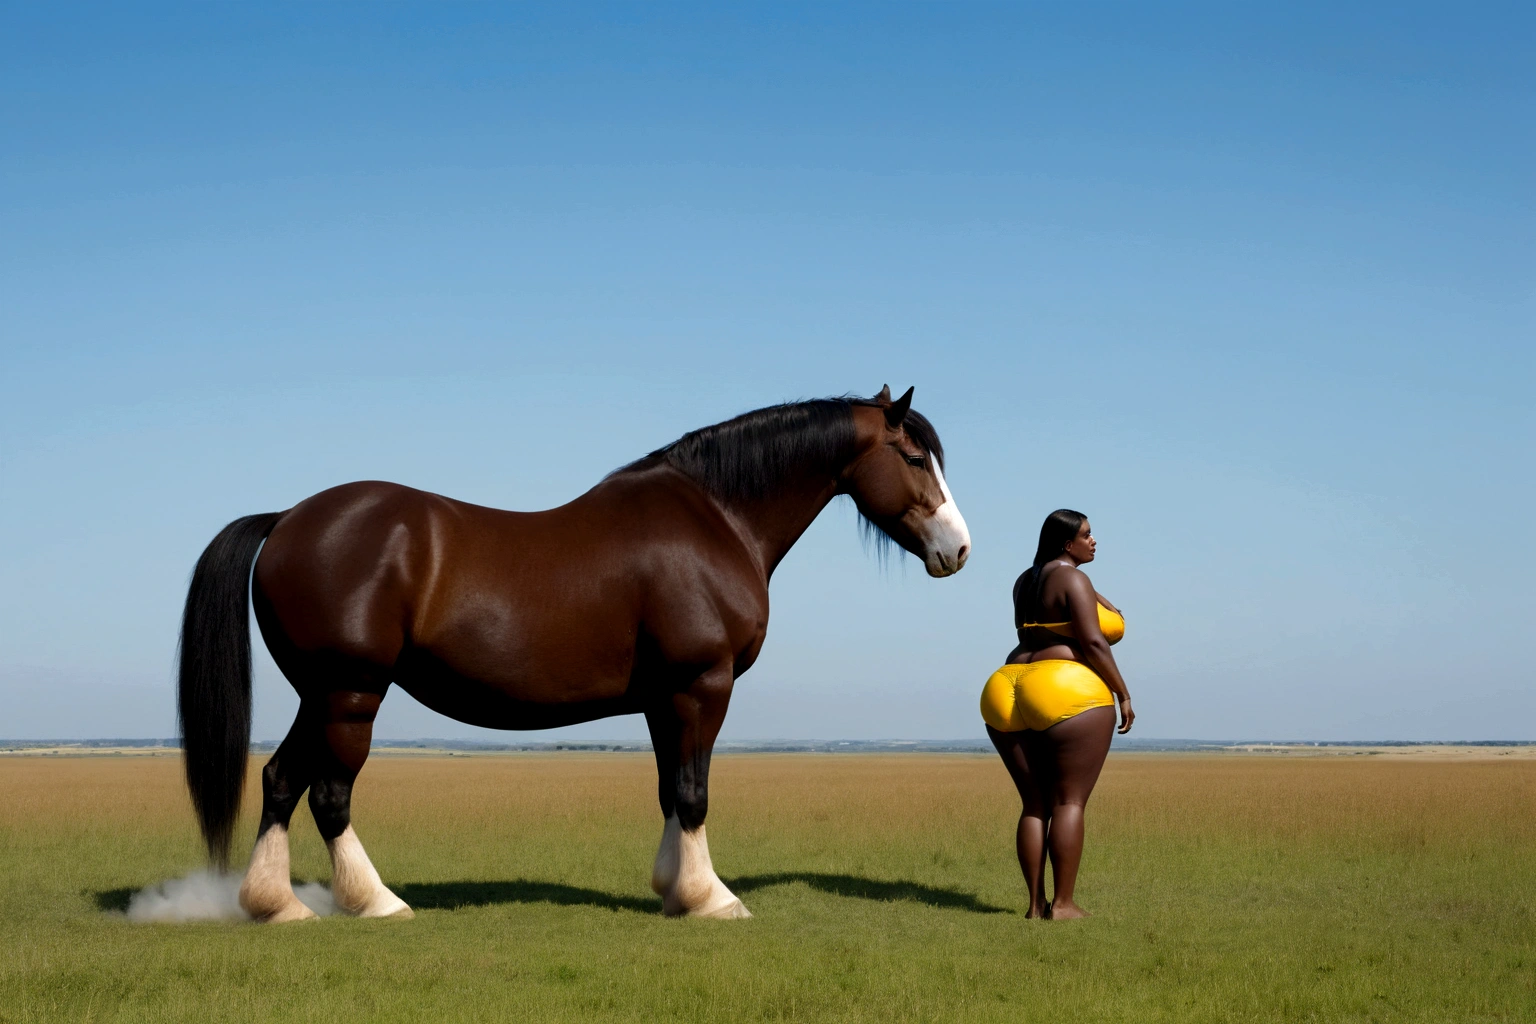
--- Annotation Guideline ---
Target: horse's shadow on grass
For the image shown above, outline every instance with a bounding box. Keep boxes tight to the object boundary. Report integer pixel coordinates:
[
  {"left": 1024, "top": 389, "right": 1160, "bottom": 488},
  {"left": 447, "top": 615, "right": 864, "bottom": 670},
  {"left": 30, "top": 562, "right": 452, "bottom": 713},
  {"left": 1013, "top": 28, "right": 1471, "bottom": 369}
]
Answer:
[
  {"left": 94, "top": 888, "right": 134, "bottom": 913},
  {"left": 395, "top": 880, "right": 661, "bottom": 914},
  {"left": 385, "top": 874, "right": 1008, "bottom": 915},
  {"left": 92, "top": 874, "right": 1007, "bottom": 916},
  {"left": 725, "top": 872, "right": 1009, "bottom": 914}
]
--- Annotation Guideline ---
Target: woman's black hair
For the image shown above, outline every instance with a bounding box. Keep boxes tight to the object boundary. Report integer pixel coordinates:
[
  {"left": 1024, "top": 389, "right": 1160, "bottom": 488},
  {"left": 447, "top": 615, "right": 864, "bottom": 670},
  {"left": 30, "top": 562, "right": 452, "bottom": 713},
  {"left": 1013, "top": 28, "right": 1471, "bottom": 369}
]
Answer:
[{"left": 1013, "top": 509, "right": 1088, "bottom": 626}]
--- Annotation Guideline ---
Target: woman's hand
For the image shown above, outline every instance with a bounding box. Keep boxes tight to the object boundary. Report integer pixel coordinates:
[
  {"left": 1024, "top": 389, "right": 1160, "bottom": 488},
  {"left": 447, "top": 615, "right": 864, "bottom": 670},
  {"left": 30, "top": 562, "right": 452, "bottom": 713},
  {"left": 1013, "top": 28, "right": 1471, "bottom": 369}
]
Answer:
[{"left": 1117, "top": 696, "right": 1134, "bottom": 734}]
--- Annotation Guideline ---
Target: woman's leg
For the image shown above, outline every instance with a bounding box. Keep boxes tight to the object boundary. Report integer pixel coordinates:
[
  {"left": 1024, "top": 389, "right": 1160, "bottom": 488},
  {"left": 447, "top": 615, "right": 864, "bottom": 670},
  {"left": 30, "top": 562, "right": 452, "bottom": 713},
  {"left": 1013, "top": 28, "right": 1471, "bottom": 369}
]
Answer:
[
  {"left": 987, "top": 724, "right": 1051, "bottom": 917},
  {"left": 1021, "top": 727, "right": 1058, "bottom": 911},
  {"left": 1040, "top": 705, "right": 1115, "bottom": 919}
]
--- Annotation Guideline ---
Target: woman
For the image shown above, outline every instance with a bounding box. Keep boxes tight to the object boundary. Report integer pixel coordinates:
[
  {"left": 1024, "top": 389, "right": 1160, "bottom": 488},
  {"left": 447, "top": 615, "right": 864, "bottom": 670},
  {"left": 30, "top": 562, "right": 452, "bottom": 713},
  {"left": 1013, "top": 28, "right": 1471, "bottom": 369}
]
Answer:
[{"left": 979, "top": 509, "right": 1133, "bottom": 919}]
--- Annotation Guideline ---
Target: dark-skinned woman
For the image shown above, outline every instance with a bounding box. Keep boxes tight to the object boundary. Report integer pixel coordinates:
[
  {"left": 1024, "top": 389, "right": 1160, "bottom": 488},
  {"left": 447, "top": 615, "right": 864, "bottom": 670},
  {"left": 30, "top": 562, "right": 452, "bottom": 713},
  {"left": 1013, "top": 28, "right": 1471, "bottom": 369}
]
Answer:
[{"left": 979, "top": 509, "right": 1133, "bottom": 920}]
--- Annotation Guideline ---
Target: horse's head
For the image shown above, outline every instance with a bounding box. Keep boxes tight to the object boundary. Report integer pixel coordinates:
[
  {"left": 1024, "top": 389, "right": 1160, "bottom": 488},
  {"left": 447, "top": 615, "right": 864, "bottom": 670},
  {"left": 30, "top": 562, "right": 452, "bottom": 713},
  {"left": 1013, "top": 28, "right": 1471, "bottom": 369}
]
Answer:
[{"left": 843, "top": 386, "right": 971, "bottom": 577}]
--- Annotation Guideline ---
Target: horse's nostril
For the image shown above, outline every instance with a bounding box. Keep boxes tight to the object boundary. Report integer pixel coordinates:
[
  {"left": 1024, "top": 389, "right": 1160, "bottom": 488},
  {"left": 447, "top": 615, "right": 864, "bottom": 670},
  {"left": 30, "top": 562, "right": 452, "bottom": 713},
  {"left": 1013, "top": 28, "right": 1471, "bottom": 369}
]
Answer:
[{"left": 957, "top": 544, "right": 970, "bottom": 566}]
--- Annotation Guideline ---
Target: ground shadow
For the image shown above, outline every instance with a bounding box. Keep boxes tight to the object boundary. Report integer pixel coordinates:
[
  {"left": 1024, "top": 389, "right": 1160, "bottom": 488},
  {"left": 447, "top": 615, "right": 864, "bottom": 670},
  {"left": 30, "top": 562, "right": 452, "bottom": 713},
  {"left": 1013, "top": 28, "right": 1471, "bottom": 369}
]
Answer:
[
  {"left": 94, "top": 875, "right": 1004, "bottom": 916},
  {"left": 394, "top": 879, "right": 661, "bottom": 914},
  {"left": 724, "top": 872, "right": 1010, "bottom": 914},
  {"left": 93, "top": 888, "right": 134, "bottom": 913}
]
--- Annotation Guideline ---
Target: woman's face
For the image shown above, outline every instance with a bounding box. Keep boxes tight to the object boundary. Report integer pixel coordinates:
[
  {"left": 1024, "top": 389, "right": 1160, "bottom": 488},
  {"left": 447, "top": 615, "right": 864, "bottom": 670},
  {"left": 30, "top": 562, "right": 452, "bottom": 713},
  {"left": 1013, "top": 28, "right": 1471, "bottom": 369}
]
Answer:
[{"left": 1064, "top": 519, "right": 1096, "bottom": 564}]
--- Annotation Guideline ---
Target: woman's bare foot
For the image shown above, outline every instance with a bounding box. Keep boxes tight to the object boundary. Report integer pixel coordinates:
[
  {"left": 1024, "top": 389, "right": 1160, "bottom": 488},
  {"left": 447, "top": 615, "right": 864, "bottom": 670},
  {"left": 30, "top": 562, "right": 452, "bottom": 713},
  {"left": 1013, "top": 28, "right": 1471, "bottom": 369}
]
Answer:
[{"left": 1049, "top": 899, "right": 1090, "bottom": 920}]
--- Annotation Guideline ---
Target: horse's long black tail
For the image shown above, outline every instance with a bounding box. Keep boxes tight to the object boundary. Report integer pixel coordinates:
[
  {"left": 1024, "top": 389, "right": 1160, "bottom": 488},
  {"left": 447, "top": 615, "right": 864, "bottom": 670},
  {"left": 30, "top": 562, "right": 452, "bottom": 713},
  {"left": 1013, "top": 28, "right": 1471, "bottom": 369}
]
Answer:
[{"left": 177, "top": 511, "right": 284, "bottom": 868}]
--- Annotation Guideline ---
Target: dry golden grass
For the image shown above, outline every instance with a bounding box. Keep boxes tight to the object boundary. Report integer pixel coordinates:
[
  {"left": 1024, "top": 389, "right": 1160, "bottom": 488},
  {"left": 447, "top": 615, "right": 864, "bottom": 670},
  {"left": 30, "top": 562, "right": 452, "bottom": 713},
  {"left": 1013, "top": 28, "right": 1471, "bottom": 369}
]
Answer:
[{"left": 1, "top": 753, "right": 1532, "bottom": 1022}]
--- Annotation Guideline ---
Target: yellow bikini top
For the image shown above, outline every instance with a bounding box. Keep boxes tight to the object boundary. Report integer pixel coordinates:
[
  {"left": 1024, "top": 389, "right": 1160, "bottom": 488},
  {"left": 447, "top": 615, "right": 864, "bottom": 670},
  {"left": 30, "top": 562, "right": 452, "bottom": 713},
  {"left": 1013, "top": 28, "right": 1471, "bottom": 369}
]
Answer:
[{"left": 1018, "top": 603, "right": 1126, "bottom": 645}]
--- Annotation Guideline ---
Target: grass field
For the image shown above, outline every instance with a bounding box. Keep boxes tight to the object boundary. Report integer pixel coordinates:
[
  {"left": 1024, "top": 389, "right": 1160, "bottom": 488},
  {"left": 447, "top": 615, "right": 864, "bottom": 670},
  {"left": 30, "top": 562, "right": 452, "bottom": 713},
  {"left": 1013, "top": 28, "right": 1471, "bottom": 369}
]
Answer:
[{"left": 1, "top": 752, "right": 1531, "bottom": 1023}]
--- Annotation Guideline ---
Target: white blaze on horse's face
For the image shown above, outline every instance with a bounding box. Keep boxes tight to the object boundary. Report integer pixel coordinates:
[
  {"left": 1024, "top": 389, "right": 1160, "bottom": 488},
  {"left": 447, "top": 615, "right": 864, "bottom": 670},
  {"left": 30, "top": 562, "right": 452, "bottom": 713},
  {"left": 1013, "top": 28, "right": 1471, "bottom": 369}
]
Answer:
[{"left": 916, "top": 462, "right": 970, "bottom": 577}]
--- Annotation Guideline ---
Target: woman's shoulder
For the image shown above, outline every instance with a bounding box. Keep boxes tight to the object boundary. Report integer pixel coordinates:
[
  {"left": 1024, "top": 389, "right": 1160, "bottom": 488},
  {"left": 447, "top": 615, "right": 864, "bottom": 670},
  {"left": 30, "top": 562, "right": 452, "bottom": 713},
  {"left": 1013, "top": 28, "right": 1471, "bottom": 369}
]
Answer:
[
  {"left": 1048, "top": 561, "right": 1090, "bottom": 583},
  {"left": 1048, "top": 563, "right": 1094, "bottom": 596}
]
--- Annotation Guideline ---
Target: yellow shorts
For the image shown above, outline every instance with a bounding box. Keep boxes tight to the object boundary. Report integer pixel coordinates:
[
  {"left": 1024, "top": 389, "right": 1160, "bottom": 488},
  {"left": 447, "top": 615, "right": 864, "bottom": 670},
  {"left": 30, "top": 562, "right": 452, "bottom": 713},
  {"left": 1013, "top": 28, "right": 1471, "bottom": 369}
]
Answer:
[{"left": 980, "top": 660, "right": 1114, "bottom": 733}]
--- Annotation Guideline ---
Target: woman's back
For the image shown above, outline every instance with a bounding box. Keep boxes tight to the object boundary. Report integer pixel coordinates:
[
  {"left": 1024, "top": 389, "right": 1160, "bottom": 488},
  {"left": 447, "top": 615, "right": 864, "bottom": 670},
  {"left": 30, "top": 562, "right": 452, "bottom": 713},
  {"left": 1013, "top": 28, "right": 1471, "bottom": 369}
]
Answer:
[
  {"left": 1009, "top": 562, "right": 1122, "bottom": 664},
  {"left": 1013, "top": 563, "right": 1070, "bottom": 629}
]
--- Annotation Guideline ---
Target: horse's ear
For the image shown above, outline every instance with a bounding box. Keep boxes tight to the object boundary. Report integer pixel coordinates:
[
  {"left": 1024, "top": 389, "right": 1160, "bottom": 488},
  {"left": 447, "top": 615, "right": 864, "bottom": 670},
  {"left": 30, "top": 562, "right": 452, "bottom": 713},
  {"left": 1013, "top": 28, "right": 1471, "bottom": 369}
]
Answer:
[
  {"left": 884, "top": 386, "right": 913, "bottom": 428},
  {"left": 874, "top": 384, "right": 892, "bottom": 403}
]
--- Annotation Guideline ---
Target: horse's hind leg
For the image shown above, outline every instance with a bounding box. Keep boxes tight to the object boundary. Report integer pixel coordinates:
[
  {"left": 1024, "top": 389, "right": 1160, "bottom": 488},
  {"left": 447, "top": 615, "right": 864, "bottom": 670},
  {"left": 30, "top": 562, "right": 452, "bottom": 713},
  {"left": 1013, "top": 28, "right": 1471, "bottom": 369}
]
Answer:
[
  {"left": 240, "top": 710, "right": 321, "bottom": 923},
  {"left": 309, "top": 691, "right": 413, "bottom": 919},
  {"left": 647, "top": 666, "right": 750, "bottom": 919}
]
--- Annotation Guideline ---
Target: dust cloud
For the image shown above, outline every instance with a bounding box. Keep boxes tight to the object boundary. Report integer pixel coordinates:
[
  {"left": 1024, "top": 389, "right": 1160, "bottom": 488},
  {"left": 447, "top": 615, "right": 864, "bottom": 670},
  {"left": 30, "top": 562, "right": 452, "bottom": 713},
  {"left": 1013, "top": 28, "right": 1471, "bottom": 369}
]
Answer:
[{"left": 124, "top": 870, "right": 337, "bottom": 922}]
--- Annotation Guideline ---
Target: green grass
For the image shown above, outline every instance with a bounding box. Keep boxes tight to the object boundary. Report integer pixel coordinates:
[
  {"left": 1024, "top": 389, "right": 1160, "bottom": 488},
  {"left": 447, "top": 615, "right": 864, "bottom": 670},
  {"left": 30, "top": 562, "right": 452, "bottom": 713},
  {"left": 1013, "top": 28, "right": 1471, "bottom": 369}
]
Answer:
[{"left": 1, "top": 753, "right": 1532, "bottom": 1022}]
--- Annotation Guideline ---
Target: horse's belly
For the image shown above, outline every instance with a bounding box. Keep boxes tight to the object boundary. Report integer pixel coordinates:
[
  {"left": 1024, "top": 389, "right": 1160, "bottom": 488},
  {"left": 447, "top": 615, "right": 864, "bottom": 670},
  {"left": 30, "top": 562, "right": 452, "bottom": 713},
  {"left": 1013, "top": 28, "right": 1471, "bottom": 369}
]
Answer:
[{"left": 392, "top": 647, "right": 639, "bottom": 731}]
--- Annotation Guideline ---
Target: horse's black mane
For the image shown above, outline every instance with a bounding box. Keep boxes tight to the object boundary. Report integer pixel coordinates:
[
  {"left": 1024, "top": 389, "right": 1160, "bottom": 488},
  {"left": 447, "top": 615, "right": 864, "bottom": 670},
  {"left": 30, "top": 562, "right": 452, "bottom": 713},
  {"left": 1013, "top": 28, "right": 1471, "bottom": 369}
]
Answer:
[{"left": 621, "top": 396, "right": 944, "bottom": 508}]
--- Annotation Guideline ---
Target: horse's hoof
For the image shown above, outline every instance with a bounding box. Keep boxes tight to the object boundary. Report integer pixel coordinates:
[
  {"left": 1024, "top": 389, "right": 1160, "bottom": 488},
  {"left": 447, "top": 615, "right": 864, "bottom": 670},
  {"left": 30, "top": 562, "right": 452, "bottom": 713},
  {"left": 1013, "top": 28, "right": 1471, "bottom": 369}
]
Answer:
[
  {"left": 353, "top": 891, "right": 414, "bottom": 919},
  {"left": 257, "top": 900, "right": 318, "bottom": 924},
  {"left": 369, "top": 905, "right": 414, "bottom": 920},
  {"left": 695, "top": 897, "right": 751, "bottom": 920}
]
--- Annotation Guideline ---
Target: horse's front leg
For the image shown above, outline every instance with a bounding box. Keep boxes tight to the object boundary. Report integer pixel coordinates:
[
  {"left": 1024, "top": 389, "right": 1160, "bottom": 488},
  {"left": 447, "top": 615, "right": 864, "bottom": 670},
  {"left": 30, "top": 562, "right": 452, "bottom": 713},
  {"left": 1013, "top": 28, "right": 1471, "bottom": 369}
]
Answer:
[{"left": 646, "top": 664, "right": 751, "bottom": 919}]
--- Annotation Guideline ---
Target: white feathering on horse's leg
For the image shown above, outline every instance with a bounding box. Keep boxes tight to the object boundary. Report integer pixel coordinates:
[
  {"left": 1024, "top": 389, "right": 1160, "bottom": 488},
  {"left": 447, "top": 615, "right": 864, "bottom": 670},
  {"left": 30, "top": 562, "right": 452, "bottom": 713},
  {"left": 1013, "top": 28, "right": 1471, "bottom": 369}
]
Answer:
[
  {"left": 651, "top": 814, "right": 683, "bottom": 897},
  {"left": 327, "top": 825, "right": 413, "bottom": 918},
  {"left": 656, "top": 821, "right": 751, "bottom": 919},
  {"left": 239, "top": 825, "right": 317, "bottom": 923}
]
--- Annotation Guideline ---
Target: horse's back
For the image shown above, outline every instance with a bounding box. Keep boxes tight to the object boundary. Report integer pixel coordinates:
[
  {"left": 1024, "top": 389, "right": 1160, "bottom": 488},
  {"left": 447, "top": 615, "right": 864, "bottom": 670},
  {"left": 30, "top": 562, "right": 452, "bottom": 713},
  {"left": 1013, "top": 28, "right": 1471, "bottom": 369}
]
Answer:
[{"left": 407, "top": 470, "right": 766, "bottom": 689}]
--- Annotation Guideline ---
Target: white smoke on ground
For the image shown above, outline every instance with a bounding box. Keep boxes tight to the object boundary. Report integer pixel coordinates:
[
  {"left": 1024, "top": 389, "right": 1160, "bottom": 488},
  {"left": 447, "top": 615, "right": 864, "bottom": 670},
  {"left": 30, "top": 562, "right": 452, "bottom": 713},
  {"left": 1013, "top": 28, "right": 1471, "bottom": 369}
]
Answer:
[{"left": 124, "top": 870, "right": 337, "bottom": 922}]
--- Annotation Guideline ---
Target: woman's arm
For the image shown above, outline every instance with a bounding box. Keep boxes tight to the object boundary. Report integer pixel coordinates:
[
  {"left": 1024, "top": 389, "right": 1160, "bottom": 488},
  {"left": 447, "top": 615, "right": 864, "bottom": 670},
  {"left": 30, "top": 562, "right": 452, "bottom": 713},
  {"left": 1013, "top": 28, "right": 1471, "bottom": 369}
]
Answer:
[{"left": 1064, "top": 570, "right": 1134, "bottom": 734}]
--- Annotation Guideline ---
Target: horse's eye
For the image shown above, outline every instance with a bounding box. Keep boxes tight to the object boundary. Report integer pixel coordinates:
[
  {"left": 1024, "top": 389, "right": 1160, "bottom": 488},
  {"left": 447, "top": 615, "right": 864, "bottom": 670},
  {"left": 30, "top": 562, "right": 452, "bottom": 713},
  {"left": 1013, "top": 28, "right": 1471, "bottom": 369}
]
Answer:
[{"left": 904, "top": 454, "right": 926, "bottom": 468}]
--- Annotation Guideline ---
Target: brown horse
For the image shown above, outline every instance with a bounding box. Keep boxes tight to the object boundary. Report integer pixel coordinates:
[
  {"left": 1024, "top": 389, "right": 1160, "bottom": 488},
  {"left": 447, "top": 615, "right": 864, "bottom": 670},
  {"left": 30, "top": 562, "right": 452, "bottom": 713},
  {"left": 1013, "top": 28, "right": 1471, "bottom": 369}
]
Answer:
[{"left": 177, "top": 386, "right": 969, "bottom": 922}]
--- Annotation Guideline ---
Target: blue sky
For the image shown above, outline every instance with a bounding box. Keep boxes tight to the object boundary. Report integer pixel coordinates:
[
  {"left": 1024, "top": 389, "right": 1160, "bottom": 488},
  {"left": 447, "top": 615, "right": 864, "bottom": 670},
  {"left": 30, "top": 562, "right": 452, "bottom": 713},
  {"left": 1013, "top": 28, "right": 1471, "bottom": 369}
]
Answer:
[{"left": 2, "top": 3, "right": 1531, "bottom": 742}]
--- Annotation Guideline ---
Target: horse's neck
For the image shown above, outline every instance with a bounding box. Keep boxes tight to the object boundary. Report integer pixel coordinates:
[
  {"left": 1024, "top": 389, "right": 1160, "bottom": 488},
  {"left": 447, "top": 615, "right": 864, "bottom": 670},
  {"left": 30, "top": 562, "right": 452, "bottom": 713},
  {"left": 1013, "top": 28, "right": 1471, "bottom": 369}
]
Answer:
[{"left": 726, "top": 476, "right": 843, "bottom": 580}]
